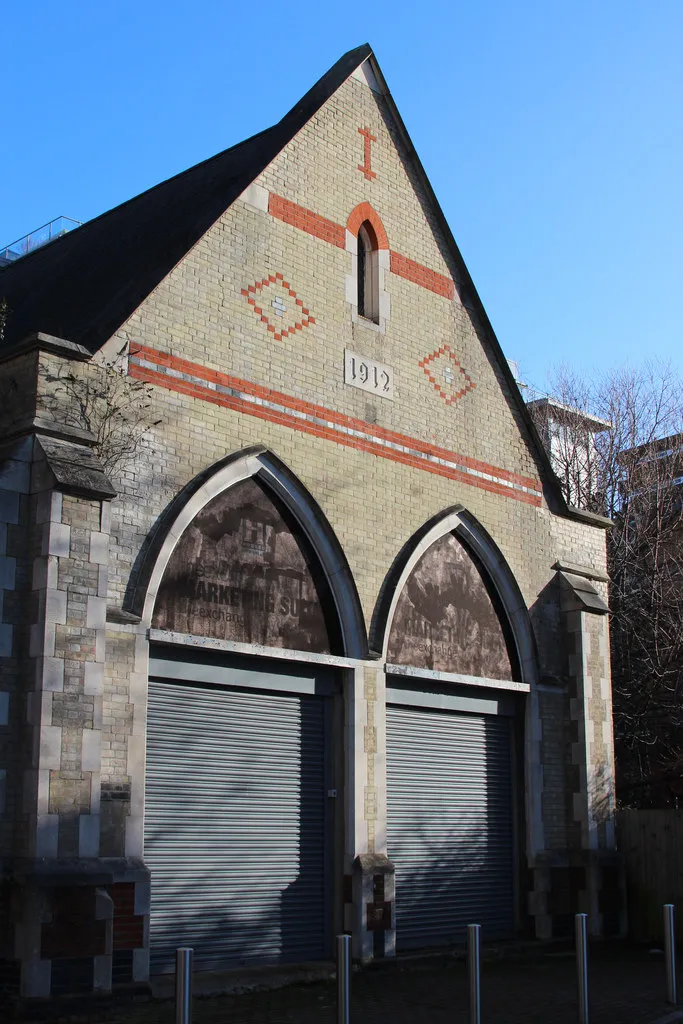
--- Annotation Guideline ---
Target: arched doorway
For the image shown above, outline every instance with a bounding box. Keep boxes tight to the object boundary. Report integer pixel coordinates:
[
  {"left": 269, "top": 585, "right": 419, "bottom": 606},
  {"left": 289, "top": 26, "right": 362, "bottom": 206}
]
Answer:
[
  {"left": 140, "top": 451, "right": 364, "bottom": 973},
  {"left": 378, "top": 509, "right": 534, "bottom": 950}
]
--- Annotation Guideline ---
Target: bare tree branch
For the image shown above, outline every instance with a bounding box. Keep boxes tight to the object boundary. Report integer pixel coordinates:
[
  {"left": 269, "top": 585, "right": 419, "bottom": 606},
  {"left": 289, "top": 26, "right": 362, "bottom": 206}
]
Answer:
[
  {"left": 534, "top": 361, "right": 683, "bottom": 806},
  {"left": 42, "top": 342, "right": 161, "bottom": 478}
]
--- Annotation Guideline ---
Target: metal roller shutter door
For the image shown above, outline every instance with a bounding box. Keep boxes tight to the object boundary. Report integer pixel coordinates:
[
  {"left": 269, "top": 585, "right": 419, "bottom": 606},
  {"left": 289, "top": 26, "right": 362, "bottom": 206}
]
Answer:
[
  {"left": 387, "top": 701, "right": 514, "bottom": 949},
  {"left": 145, "top": 678, "right": 329, "bottom": 973}
]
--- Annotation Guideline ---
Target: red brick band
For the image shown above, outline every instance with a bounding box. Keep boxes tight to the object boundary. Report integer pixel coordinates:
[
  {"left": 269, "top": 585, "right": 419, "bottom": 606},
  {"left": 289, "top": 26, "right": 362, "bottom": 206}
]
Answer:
[
  {"left": 268, "top": 193, "right": 346, "bottom": 248},
  {"left": 389, "top": 251, "right": 455, "bottom": 300},
  {"left": 267, "top": 192, "right": 455, "bottom": 300},
  {"left": 129, "top": 345, "right": 542, "bottom": 506}
]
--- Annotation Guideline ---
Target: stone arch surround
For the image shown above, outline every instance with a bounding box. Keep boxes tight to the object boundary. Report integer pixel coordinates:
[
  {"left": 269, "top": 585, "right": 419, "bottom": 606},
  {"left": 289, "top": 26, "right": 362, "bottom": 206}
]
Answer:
[
  {"left": 127, "top": 445, "right": 367, "bottom": 659},
  {"left": 373, "top": 504, "right": 538, "bottom": 683}
]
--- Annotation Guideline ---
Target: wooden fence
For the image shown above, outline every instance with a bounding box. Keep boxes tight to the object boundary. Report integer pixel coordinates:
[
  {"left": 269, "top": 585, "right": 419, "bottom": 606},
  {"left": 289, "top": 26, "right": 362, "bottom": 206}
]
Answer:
[{"left": 618, "top": 809, "right": 683, "bottom": 942}]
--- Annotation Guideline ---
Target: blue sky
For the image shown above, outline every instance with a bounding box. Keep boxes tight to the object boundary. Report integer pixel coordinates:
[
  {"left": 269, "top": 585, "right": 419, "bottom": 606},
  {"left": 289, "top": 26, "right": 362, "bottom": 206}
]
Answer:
[{"left": 3, "top": 1, "right": 682, "bottom": 391}]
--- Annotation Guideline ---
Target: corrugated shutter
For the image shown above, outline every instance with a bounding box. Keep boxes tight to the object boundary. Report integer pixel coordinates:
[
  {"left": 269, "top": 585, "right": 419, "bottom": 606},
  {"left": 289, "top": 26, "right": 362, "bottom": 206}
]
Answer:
[
  {"left": 145, "top": 678, "right": 329, "bottom": 973},
  {"left": 386, "top": 699, "right": 515, "bottom": 949}
]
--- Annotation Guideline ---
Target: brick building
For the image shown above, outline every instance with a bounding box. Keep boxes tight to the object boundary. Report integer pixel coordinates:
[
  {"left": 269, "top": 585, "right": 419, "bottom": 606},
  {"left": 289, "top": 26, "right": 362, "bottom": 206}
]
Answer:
[{"left": 0, "top": 45, "right": 620, "bottom": 1006}]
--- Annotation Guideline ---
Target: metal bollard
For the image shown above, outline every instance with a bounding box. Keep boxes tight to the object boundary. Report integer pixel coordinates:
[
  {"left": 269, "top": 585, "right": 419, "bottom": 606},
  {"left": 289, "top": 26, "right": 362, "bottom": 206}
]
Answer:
[
  {"left": 575, "top": 914, "right": 589, "bottom": 1024},
  {"left": 468, "top": 923, "right": 481, "bottom": 1024},
  {"left": 337, "top": 933, "right": 351, "bottom": 1024},
  {"left": 664, "top": 904, "right": 677, "bottom": 1005},
  {"left": 175, "top": 947, "right": 193, "bottom": 1024}
]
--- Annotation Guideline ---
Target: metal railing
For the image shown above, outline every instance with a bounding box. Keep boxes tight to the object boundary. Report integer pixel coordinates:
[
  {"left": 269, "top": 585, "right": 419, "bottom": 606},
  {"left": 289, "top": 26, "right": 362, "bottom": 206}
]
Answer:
[{"left": 0, "top": 215, "right": 81, "bottom": 264}]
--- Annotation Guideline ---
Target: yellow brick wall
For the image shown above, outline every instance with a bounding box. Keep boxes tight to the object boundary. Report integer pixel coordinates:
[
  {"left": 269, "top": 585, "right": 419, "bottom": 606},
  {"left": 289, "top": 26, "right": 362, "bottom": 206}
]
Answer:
[
  {"left": 89, "top": 67, "right": 612, "bottom": 819},
  {"left": 95, "top": 70, "right": 609, "bottom": 647},
  {"left": 101, "top": 75, "right": 539, "bottom": 484}
]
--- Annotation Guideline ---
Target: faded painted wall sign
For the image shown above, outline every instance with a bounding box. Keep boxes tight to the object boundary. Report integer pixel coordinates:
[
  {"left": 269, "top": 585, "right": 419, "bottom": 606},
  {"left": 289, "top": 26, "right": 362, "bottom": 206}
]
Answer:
[
  {"left": 152, "top": 478, "right": 335, "bottom": 652},
  {"left": 387, "top": 533, "right": 515, "bottom": 679}
]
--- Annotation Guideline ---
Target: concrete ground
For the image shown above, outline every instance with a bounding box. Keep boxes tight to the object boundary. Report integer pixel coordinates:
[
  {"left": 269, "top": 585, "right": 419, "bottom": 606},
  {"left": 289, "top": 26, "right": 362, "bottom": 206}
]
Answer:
[{"left": 19, "top": 943, "right": 683, "bottom": 1024}]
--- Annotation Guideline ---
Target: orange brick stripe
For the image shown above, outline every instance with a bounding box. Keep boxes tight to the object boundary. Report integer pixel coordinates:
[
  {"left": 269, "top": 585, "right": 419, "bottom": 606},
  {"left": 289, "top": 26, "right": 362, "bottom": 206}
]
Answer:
[
  {"left": 390, "top": 251, "right": 455, "bottom": 300},
  {"left": 129, "top": 345, "right": 542, "bottom": 506},
  {"left": 266, "top": 192, "right": 456, "bottom": 300},
  {"left": 268, "top": 193, "right": 346, "bottom": 248},
  {"left": 130, "top": 344, "right": 536, "bottom": 490}
]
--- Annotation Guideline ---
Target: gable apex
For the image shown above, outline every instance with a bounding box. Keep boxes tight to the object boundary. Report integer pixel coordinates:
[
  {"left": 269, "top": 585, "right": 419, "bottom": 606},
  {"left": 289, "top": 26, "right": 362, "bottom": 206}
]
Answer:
[
  {"left": 350, "top": 57, "right": 383, "bottom": 94},
  {"left": 0, "top": 42, "right": 579, "bottom": 521}
]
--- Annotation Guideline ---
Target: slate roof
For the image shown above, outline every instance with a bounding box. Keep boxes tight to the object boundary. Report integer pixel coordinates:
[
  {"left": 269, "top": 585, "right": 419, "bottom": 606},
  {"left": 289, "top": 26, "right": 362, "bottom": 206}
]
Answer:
[{"left": 0, "top": 44, "right": 371, "bottom": 354}]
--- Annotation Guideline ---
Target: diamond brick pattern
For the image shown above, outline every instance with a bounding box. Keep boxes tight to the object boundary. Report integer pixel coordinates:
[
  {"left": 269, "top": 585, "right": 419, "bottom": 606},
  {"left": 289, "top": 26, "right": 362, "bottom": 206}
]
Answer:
[
  {"left": 241, "top": 273, "right": 316, "bottom": 341},
  {"left": 418, "top": 345, "right": 475, "bottom": 406}
]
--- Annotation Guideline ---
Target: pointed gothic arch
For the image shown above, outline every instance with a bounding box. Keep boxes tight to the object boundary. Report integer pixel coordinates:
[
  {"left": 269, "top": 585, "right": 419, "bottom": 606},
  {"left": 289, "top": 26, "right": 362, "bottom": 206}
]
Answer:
[
  {"left": 375, "top": 506, "right": 544, "bottom": 857},
  {"left": 345, "top": 203, "right": 390, "bottom": 329},
  {"left": 346, "top": 202, "right": 389, "bottom": 250},
  {"left": 125, "top": 446, "right": 367, "bottom": 658},
  {"left": 372, "top": 505, "right": 538, "bottom": 685}
]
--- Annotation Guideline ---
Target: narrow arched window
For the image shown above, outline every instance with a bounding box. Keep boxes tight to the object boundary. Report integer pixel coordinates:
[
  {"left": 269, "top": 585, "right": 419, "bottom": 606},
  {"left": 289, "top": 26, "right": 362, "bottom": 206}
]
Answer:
[{"left": 358, "top": 221, "right": 379, "bottom": 323}]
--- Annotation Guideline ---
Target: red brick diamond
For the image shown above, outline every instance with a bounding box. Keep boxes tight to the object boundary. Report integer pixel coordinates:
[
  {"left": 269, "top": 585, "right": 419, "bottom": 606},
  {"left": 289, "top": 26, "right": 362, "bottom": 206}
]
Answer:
[
  {"left": 418, "top": 345, "right": 475, "bottom": 406},
  {"left": 242, "top": 275, "right": 315, "bottom": 340}
]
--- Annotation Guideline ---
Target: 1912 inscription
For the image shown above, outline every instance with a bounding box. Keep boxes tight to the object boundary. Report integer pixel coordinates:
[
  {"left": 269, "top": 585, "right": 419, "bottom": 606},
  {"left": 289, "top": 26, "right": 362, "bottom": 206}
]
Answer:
[{"left": 344, "top": 350, "right": 394, "bottom": 400}]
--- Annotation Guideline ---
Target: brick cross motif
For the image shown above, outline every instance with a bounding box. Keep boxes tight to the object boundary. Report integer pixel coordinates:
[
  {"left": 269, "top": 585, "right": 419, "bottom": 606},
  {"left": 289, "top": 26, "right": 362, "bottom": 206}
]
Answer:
[{"left": 357, "top": 126, "right": 377, "bottom": 181}]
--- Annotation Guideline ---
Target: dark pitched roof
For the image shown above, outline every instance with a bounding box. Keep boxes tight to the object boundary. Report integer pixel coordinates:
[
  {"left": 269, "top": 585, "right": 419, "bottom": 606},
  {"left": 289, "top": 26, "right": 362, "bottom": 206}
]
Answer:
[{"left": 0, "top": 44, "right": 371, "bottom": 354}]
